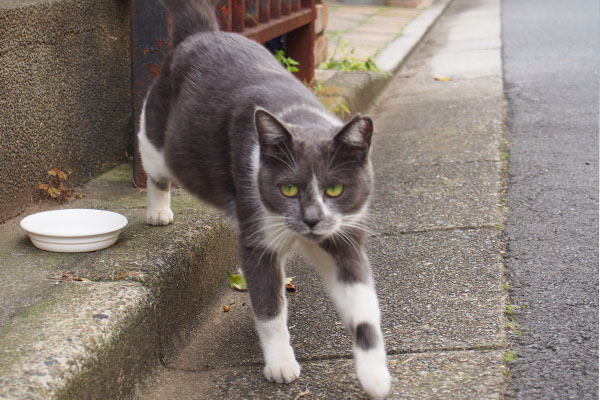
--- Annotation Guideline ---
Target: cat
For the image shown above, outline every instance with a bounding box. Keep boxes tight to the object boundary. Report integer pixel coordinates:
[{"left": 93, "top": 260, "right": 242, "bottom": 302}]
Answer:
[{"left": 138, "top": 0, "right": 391, "bottom": 397}]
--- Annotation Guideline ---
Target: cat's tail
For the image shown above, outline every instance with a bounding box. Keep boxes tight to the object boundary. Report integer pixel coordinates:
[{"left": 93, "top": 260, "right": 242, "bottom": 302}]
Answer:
[{"left": 160, "top": 0, "right": 219, "bottom": 47}]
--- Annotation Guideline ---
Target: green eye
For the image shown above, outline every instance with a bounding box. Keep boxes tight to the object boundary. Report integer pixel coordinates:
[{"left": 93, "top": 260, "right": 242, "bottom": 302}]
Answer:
[
  {"left": 281, "top": 183, "right": 299, "bottom": 197},
  {"left": 325, "top": 184, "right": 344, "bottom": 197}
]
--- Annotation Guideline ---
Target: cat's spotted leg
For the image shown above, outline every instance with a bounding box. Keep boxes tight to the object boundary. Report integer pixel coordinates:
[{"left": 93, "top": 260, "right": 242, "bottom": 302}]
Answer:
[
  {"left": 242, "top": 245, "right": 300, "bottom": 384},
  {"left": 330, "top": 278, "right": 390, "bottom": 399},
  {"left": 300, "top": 242, "right": 391, "bottom": 399}
]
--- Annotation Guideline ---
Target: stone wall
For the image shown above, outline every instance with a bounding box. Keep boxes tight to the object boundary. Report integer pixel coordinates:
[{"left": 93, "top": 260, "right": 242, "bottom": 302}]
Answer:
[{"left": 0, "top": 0, "right": 132, "bottom": 223}]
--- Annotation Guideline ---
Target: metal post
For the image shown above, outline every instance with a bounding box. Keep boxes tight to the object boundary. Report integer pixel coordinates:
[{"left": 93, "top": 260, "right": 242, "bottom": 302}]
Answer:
[{"left": 130, "top": 0, "right": 169, "bottom": 188}]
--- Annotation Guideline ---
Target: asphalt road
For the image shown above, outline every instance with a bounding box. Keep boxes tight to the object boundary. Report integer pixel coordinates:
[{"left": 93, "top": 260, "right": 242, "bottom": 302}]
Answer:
[{"left": 502, "top": 0, "right": 599, "bottom": 398}]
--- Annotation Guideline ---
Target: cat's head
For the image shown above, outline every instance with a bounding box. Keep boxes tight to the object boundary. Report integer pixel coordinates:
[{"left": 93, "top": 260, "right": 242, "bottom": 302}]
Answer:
[{"left": 255, "top": 108, "right": 373, "bottom": 244}]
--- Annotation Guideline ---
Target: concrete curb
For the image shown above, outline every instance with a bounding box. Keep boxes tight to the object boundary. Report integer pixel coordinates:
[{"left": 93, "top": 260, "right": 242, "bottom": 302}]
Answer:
[
  {"left": 0, "top": 165, "right": 239, "bottom": 399},
  {"left": 317, "top": 0, "right": 453, "bottom": 120},
  {"left": 375, "top": 0, "right": 452, "bottom": 74}
]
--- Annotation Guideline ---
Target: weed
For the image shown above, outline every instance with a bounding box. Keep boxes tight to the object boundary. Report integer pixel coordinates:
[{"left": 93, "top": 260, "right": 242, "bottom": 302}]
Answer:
[
  {"left": 506, "top": 317, "right": 523, "bottom": 337},
  {"left": 38, "top": 168, "right": 82, "bottom": 202},
  {"left": 313, "top": 81, "right": 324, "bottom": 95},
  {"left": 504, "top": 350, "right": 517, "bottom": 363},
  {"left": 503, "top": 283, "right": 511, "bottom": 291},
  {"left": 332, "top": 101, "right": 350, "bottom": 118},
  {"left": 319, "top": 39, "right": 384, "bottom": 73},
  {"left": 274, "top": 50, "right": 300, "bottom": 73},
  {"left": 505, "top": 303, "right": 519, "bottom": 316}
]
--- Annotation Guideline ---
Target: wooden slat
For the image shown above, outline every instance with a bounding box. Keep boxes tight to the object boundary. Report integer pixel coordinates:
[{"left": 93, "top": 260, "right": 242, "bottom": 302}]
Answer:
[
  {"left": 216, "top": 0, "right": 233, "bottom": 31},
  {"left": 270, "top": 0, "right": 281, "bottom": 19},
  {"left": 232, "top": 0, "right": 245, "bottom": 31},
  {"left": 259, "top": 0, "right": 270, "bottom": 23},
  {"left": 242, "top": 8, "right": 312, "bottom": 43},
  {"left": 245, "top": 0, "right": 259, "bottom": 27},
  {"left": 281, "top": 0, "right": 291, "bottom": 15},
  {"left": 291, "top": 0, "right": 300, "bottom": 12}
]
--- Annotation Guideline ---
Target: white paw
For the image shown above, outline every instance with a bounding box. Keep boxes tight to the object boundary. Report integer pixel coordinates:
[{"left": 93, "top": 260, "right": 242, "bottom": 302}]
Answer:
[
  {"left": 264, "top": 358, "right": 301, "bottom": 384},
  {"left": 356, "top": 354, "right": 391, "bottom": 399},
  {"left": 146, "top": 208, "right": 174, "bottom": 226}
]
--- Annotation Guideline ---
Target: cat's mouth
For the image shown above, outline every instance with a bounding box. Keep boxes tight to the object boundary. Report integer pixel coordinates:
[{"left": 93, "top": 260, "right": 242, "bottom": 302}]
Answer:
[{"left": 303, "top": 232, "right": 325, "bottom": 242}]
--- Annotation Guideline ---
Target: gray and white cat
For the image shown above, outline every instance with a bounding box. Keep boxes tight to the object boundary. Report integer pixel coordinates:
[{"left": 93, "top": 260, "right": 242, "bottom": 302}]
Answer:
[{"left": 138, "top": 0, "right": 391, "bottom": 397}]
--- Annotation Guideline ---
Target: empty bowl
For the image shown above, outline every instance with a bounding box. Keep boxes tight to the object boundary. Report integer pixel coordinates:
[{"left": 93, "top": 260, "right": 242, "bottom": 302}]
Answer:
[{"left": 20, "top": 209, "right": 128, "bottom": 252}]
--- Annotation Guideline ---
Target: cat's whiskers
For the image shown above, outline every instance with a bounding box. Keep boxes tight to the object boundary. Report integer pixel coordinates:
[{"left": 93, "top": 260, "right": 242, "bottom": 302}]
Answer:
[
  {"left": 262, "top": 153, "right": 296, "bottom": 174},
  {"left": 277, "top": 140, "right": 298, "bottom": 170},
  {"left": 340, "top": 220, "right": 373, "bottom": 236},
  {"left": 247, "top": 220, "right": 288, "bottom": 244},
  {"left": 331, "top": 228, "right": 357, "bottom": 254},
  {"left": 326, "top": 142, "right": 345, "bottom": 170},
  {"left": 329, "top": 160, "right": 362, "bottom": 174}
]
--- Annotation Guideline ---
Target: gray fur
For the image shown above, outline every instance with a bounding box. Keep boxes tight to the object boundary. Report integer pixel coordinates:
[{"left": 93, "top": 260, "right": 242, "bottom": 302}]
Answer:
[{"left": 355, "top": 322, "right": 379, "bottom": 350}]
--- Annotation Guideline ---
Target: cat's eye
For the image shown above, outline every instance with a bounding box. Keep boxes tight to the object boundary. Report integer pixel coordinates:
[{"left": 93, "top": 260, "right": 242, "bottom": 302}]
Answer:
[
  {"left": 325, "top": 184, "right": 344, "bottom": 197},
  {"left": 281, "top": 183, "right": 299, "bottom": 197}
]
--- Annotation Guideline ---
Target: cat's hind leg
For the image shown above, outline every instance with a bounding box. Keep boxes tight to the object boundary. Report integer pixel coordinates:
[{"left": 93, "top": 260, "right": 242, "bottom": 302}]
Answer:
[{"left": 138, "top": 103, "right": 174, "bottom": 226}]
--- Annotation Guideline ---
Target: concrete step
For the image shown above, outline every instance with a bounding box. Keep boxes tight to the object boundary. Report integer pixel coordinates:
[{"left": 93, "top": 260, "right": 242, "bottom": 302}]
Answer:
[
  {"left": 0, "top": 163, "right": 239, "bottom": 399},
  {"left": 0, "top": 0, "right": 131, "bottom": 224}
]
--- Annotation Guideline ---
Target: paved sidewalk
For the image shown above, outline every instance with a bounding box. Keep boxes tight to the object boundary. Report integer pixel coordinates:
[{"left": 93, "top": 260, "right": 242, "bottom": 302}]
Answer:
[
  {"left": 324, "top": 1, "right": 433, "bottom": 61},
  {"left": 136, "top": 0, "right": 509, "bottom": 398}
]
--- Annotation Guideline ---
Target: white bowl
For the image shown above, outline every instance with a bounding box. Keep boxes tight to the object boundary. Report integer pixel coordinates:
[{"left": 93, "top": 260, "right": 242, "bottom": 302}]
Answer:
[{"left": 20, "top": 209, "right": 128, "bottom": 253}]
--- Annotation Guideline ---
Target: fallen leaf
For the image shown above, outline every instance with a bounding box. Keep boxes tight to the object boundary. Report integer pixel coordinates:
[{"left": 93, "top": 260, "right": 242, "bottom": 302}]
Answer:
[
  {"left": 285, "top": 277, "right": 297, "bottom": 293},
  {"left": 47, "top": 187, "right": 60, "bottom": 198},
  {"left": 293, "top": 389, "right": 311, "bottom": 400},
  {"left": 56, "top": 271, "right": 90, "bottom": 282},
  {"left": 38, "top": 184, "right": 49, "bottom": 191},
  {"left": 227, "top": 270, "right": 247, "bottom": 291},
  {"left": 286, "top": 282, "right": 297, "bottom": 294},
  {"left": 433, "top": 75, "right": 451, "bottom": 82}
]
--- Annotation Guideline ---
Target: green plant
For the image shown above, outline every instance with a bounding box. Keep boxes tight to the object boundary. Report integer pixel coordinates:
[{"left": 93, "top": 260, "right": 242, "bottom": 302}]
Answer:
[
  {"left": 505, "top": 303, "right": 520, "bottom": 316},
  {"left": 318, "top": 39, "right": 383, "bottom": 73},
  {"left": 331, "top": 101, "right": 350, "bottom": 119},
  {"left": 313, "top": 81, "right": 324, "bottom": 95},
  {"left": 274, "top": 50, "right": 300, "bottom": 73},
  {"left": 38, "top": 168, "right": 82, "bottom": 202},
  {"left": 504, "top": 350, "right": 517, "bottom": 363},
  {"left": 505, "top": 317, "right": 522, "bottom": 336}
]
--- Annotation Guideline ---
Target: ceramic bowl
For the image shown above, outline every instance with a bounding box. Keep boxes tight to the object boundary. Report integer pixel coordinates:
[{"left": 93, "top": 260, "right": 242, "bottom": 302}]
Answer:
[{"left": 20, "top": 209, "right": 128, "bottom": 253}]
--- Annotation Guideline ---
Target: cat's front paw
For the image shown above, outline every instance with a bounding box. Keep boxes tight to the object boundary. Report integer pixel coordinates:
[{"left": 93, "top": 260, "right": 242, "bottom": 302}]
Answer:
[
  {"left": 356, "top": 354, "right": 391, "bottom": 399},
  {"left": 264, "top": 358, "right": 301, "bottom": 384},
  {"left": 146, "top": 208, "right": 174, "bottom": 226}
]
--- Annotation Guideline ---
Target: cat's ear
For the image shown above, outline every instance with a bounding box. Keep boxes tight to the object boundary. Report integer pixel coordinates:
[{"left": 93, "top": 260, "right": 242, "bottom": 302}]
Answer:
[
  {"left": 255, "top": 107, "right": 292, "bottom": 146},
  {"left": 333, "top": 114, "right": 373, "bottom": 149}
]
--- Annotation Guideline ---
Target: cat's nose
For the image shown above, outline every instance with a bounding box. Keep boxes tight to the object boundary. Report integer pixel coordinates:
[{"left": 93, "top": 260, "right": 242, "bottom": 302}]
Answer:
[{"left": 303, "top": 217, "right": 320, "bottom": 229}]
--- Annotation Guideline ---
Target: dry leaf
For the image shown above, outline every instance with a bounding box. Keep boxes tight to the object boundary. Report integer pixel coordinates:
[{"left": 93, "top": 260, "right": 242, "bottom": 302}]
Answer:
[
  {"left": 434, "top": 75, "right": 451, "bottom": 82},
  {"left": 47, "top": 187, "right": 60, "bottom": 198}
]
